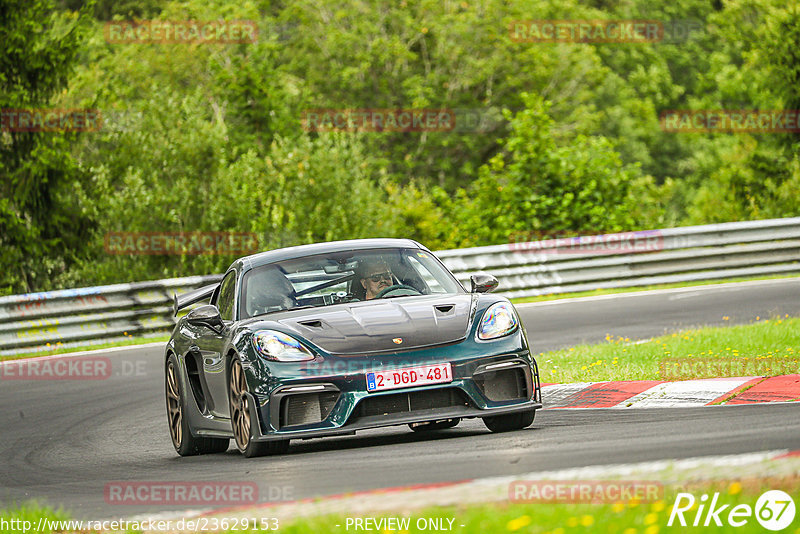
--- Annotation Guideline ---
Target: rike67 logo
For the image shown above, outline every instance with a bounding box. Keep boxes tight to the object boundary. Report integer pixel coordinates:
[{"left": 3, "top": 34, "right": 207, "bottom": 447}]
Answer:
[{"left": 669, "top": 490, "right": 796, "bottom": 531}]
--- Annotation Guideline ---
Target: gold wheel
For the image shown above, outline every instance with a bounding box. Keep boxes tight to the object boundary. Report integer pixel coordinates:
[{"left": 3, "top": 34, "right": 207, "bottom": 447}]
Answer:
[
  {"left": 229, "top": 358, "right": 252, "bottom": 451},
  {"left": 166, "top": 361, "right": 183, "bottom": 448}
]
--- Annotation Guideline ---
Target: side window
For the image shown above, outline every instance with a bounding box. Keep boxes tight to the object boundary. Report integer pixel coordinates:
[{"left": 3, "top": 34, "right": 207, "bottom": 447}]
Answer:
[{"left": 217, "top": 271, "right": 237, "bottom": 321}]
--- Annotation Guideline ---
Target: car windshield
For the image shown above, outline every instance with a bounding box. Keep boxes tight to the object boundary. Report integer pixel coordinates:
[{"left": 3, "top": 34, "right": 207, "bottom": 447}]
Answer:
[{"left": 239, "top": 247, "right": 464, "bottom": 319}]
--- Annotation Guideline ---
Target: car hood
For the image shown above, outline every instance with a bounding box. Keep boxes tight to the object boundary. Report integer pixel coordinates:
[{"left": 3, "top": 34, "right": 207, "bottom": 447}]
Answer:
[{"left": 272, "top": 294, "right": 475, "bottom": 355}]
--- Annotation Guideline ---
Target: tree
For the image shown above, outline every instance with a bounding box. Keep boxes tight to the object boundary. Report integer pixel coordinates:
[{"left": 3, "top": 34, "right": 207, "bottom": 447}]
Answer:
[
  {"left": 453, "top": 93, "right": 648, "bottom": 247},
  {"left": 0, "top": 0, "right": 92, "bottom": 294},
  {"left": 56, "top": 0, "right": 163, "bottom": 20},
  {"left": 761, "top": 3, "right": 800, "bottom": 148}
]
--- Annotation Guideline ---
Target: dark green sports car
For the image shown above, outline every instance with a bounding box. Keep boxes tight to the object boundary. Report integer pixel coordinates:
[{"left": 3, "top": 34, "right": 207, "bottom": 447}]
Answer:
[{"left": 165, "top": 238, "right": 542, "bottom": 457}]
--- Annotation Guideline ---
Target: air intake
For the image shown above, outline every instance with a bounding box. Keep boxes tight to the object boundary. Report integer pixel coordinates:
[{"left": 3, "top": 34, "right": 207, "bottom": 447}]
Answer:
[
  {"left": 474, "top": 367, "right": 529, "bottom": 402},
  {"left": 355, "top": 388, "right": 470, "bottom": 418},
  {"left": 280, "top": 391, "right": 339, "bottom": 427}
]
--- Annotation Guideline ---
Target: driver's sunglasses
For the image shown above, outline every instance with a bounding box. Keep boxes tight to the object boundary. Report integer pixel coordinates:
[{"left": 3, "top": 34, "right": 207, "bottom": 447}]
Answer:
[{"left": 366, "top": 271, "right": 392, "bottom": 283}]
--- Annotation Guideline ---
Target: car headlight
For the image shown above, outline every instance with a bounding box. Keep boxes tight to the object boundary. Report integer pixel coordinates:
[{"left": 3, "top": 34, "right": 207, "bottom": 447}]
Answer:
[
  {"left": 252, "top": 330, "right": 314, "bottom": 362},
  {"left": 477, "top": 302, "right": 519, "bottom": 340}
]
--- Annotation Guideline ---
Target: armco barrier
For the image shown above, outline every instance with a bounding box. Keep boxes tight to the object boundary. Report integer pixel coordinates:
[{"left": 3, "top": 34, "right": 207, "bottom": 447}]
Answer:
[
  {"left": 0, "top": 276, "right": 220, "bottom": 352},
  {"left": 1, "top": 218, "right": 799, "bottom": 353},
  {"left": 436, "top": 217, "right": 800, "bottom": 299}
]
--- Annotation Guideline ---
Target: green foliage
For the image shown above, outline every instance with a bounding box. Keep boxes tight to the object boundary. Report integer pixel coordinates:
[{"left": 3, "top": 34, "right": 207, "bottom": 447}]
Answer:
[
  {"left": 385, "top": 181, "right": 458, "bottom": 251},
  {"left": 57, "top": 0, "right": 164, "bottom": 20},
  {"left": 669, "top": 0, "right": 800, "bottom": 223},
  {"left": 63, "top": 92, "right": 394, "bottom": 286},
  {"left": 762, "top": 5, "right": 800, "bottom": 113},
  {"left": 451, "top": 94, "right": 647, "bottom": 246},
  {"left": 3, "top": 0, "right": 800, "bottom": 293},
  {"left": 0, "top": 0, "right": 93, "bottom": 294}
]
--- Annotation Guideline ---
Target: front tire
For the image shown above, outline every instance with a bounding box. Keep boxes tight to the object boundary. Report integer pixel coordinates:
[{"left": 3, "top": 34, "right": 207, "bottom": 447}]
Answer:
[
  {"left": 165, "top": 355, "right": 229, "bottom": 456},
  {"left": 229, "top": 356, "right": 289, "bottom": 458},
  {"left": 482, "top": 409, "right": 536, "bottom": 433}
]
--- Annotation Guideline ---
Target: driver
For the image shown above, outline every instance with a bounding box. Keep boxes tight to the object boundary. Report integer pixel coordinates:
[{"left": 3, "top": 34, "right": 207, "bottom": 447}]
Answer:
[{"left": 358, "top": 259, "right": 396, "bottom": 300}]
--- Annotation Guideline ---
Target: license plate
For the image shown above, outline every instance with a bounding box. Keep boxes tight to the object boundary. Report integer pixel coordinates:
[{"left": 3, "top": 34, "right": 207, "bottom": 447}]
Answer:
[{"left": 366, "top": 363, "right": 452, "bottom": 392}]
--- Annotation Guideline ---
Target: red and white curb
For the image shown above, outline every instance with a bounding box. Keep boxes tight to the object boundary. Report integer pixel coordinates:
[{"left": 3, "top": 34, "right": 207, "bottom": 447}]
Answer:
[{"left": 541, "top": 375, "right": 800, "bottom": 408}]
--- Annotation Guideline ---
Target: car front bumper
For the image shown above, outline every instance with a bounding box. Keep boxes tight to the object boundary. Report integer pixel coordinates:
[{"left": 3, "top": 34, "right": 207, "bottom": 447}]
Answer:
[{"left": 245, "top": 331, "right": 543, "bottom": 441}]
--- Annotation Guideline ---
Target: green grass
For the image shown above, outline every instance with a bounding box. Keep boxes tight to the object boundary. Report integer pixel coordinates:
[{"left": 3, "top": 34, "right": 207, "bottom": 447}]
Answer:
[
  {"left": 0, "top": 334, "right": 169, "bottom": 361},
  {"left": 511, "top": 273, "right": 800, "bottom": 304},
  {"left": 539, "top": 316, "right": 800, "bottom": 384},
  {"left": 279, "top": 480, "right": 800, "bottom": 534},
  {"left": 0, "top": 502, "right": 71, "bottom": 532},
  {"left": 3, "top": 478, "right": 797, "bottom": 533}
]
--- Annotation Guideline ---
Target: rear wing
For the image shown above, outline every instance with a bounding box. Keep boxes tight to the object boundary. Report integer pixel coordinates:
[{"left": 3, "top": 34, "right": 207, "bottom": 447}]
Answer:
[{"left": 173, "top": 283, "right": 218, "bottom": 317}]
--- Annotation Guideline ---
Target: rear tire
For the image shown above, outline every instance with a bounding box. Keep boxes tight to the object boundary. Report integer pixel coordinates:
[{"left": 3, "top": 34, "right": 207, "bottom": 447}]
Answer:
[
  {"left": 165, "top": 355, "right": 230, "bottom": 456},
  {"left": 482, "top": 409, "right": 536, "bottom": 433},
  {"left": 229, "top": 356, "right": 289, "bottom": 458},
  {"left": 409, "top": 418, "right": 460, "bottom": 432}
]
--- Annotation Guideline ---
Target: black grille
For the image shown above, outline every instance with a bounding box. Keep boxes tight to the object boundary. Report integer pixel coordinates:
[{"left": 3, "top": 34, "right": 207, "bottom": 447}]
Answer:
[
  {"left": 281, "top": 392, "right": 339, "bottom": 427},
  {"left": 356, "top": 388, "right": 470, "bottom": 417},
  {"left": 475, "top": 367, "right": 528, "bottom": 401}
]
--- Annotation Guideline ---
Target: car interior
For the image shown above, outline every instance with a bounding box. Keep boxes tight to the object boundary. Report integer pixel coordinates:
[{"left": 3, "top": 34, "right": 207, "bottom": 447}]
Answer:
[{"left": 242, "top": 251, "right": 436, "bottom": 317}]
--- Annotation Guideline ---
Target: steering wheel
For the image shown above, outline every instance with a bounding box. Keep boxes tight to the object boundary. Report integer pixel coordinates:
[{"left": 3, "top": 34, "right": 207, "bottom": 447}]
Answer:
[{"left": 375, "top": 284, "right": 422, "bottom": 299}]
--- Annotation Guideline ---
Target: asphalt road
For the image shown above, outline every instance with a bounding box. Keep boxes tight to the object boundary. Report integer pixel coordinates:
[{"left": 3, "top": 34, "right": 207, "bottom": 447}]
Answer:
[{"left": 1, "top": 278, "right": 799, "bottom": 519}]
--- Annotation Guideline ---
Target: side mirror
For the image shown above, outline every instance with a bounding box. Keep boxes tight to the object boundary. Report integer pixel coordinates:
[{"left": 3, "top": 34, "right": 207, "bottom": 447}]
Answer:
[
  {"left": 185, "top": 304, "right": 225, "bottom": 334},
  {"left": 470, "top": 273, "right": 499, "bottom": 293}
]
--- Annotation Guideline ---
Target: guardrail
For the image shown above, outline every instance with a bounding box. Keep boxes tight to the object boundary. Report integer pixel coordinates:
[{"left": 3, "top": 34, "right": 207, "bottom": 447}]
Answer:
[
  {"left": 0, "top": 276, "right": 220, "bottom": 353},
  {"left": 437, "top": 217, "right": 800, "bottom": 299},
  {"left": 1, "top": 217, "right": 799, "bottom": 354}
]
